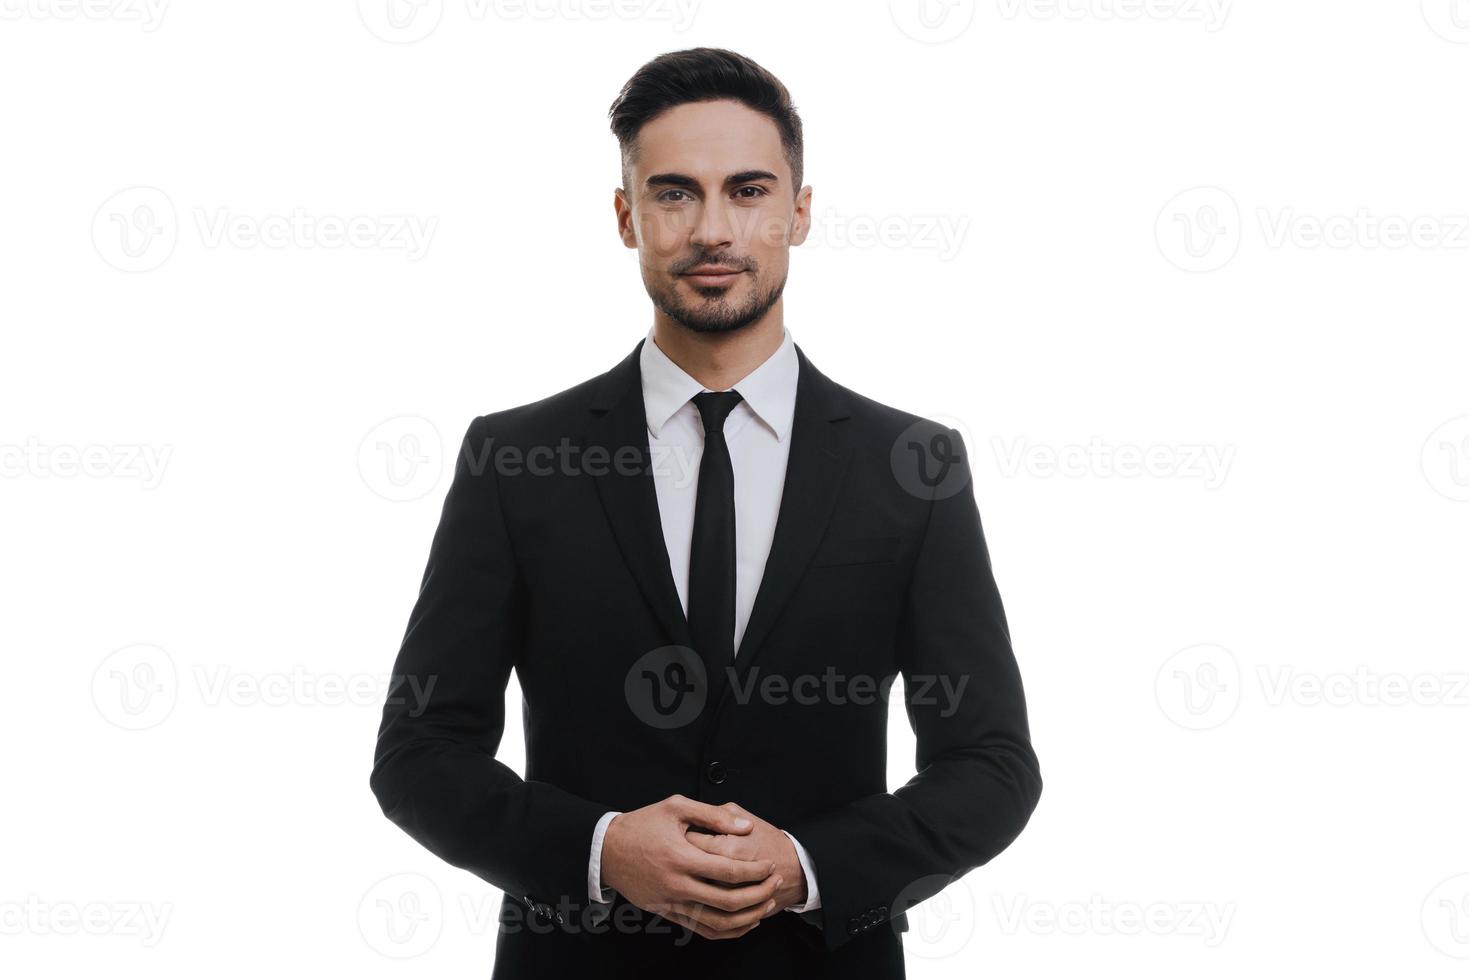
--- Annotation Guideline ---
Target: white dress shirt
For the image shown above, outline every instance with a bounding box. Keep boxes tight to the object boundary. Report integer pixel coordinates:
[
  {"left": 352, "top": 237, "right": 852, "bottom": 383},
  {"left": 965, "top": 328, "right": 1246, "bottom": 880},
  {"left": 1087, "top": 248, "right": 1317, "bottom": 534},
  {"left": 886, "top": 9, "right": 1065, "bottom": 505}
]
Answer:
[{"left": 585, "top": 324, "right": 823, "bottom": 922}]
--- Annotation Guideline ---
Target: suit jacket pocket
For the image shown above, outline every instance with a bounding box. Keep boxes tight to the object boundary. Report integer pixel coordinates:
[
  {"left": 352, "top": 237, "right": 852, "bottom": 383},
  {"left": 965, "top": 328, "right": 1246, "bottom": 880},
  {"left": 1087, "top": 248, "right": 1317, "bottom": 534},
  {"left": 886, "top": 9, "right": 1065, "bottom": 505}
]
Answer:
[{"left": 810, "top": 534, "right": 900, "bottom": 567}]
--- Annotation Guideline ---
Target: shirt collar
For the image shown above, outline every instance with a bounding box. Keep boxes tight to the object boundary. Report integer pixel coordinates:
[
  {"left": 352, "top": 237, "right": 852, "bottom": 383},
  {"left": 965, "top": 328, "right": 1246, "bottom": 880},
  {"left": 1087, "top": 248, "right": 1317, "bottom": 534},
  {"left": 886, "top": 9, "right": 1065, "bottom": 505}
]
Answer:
[{"left": 640, "top": 325, "right": 798, "bottom": 443}]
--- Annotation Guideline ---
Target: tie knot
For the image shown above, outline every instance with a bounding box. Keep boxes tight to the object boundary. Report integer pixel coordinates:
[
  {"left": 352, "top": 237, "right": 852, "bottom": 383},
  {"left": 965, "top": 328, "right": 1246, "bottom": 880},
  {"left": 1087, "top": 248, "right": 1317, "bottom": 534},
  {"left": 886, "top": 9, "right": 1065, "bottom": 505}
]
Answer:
[{"left": 692, "top": 389, "right": 744, "bottom": 434}]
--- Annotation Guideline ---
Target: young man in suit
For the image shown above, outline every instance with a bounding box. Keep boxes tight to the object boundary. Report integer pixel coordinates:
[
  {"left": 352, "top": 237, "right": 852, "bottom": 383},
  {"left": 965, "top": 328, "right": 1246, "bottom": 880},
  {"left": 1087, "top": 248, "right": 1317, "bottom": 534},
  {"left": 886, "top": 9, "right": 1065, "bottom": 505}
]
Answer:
[{"left": 371, "top": 47, "right": 1041, "bottom": 979}]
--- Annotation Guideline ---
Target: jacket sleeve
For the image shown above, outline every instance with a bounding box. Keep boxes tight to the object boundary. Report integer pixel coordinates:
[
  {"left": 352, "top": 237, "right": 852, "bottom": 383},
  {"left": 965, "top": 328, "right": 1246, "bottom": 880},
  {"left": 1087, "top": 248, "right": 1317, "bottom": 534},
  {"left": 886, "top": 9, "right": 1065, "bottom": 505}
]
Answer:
[
  {"left": 370, "top": 415, "right": 609, "bottom": 908},
  {"left": 782, "top": 427, "right": 1042, "bottom": 952}
]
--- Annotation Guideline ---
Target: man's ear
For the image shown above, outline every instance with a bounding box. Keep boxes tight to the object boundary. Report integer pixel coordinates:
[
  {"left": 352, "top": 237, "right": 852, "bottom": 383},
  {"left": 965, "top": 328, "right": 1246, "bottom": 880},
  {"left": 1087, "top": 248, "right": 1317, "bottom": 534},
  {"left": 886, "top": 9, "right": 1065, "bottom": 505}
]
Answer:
[
  {"left": 614, "top": 187, "right": 638, "bottom": 249},
  {"left": 789, "top": 184, "right": 813, "bottom": 247}
]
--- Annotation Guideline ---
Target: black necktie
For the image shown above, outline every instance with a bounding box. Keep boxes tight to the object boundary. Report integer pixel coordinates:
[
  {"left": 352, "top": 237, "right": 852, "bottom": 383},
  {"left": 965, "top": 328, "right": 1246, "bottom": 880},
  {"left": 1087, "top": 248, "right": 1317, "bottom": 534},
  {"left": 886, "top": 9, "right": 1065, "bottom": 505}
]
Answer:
[{"left": 687, "top": 390, "right": 744, "bottom": 704}]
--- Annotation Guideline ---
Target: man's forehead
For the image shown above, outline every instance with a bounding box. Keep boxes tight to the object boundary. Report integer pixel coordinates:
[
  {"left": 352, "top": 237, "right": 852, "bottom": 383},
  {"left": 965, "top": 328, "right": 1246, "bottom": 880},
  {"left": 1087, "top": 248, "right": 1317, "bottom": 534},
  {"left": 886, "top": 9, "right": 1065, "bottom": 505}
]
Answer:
[{"left": 631, "top": 102, "right": 786, "bottom": 182}]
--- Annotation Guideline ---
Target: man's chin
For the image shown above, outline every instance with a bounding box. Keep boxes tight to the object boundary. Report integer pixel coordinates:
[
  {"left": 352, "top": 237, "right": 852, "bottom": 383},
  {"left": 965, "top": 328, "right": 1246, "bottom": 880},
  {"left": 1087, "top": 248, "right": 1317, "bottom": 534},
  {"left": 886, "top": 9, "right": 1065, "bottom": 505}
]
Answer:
[{"left": 674, "top": 316, "right": 750, "bottom": 335}]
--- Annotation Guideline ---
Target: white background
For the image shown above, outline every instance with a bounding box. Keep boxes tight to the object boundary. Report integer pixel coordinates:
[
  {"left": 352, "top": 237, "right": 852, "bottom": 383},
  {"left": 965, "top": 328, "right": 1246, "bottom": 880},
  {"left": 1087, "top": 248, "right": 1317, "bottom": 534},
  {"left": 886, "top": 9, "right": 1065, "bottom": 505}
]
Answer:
[{"left": 3, "top": 1, "right": 1468, "bottom": 976}]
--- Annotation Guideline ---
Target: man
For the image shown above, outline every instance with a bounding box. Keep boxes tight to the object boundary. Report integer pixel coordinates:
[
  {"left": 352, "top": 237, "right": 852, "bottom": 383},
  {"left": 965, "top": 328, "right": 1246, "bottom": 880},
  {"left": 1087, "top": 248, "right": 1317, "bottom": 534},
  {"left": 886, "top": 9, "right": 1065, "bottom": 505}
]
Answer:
[{"left": 370, "top": 47, "right": 1041, "bottom": 979}]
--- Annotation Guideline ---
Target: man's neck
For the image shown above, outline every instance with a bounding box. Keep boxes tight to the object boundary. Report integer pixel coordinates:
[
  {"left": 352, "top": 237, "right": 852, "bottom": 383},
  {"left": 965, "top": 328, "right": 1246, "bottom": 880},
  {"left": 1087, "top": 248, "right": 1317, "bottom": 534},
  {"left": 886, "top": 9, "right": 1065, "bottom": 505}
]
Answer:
[{"left": 650, "top": 309, "right": 785, "bottom": 392}]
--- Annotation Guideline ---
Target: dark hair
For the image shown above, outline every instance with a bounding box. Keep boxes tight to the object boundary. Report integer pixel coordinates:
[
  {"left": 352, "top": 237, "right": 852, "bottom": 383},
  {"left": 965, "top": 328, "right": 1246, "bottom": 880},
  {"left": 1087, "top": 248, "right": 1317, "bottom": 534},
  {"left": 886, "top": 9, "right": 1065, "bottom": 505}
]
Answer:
[{"left": 608, "top": 47, "right": 804, "bottom": 197}]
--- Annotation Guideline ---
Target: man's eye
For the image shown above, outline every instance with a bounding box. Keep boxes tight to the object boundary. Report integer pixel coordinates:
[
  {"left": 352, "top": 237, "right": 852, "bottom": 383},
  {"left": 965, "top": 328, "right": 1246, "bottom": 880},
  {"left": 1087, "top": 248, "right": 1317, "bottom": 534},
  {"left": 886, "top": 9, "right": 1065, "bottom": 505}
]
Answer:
[
  {"left": 659, "top": 190, "right": 691, "bottom": 203},
  {"left": 735, "top": 186, "right": 767, "bottom": 199}
]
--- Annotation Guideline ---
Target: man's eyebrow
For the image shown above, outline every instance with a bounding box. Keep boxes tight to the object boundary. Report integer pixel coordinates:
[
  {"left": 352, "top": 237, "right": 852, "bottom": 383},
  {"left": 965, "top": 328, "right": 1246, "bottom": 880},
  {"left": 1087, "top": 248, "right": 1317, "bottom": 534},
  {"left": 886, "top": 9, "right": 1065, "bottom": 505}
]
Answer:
[{"left": 643, "top": 170, "right": 781, "bottom": 190}]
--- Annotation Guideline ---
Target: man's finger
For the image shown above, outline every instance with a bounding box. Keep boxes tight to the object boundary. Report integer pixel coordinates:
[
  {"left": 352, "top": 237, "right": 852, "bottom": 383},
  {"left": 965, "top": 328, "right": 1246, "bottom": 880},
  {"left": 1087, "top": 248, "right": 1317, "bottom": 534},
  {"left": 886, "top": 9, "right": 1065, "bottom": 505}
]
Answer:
[
  {"left": 676, "top": 845, "right": 773, "bottom": 886},
  {"left": 684, "top": 830, "right": 751, "bottom": 862},
  {"left": 669, "top": 796, "right": 754, "bottom": 835},
  {"left": 680, "top": 874, "right": 783, "bottom": 914},
  {"left": 665, "top": 901, "right": 769, "bottom": 939}
]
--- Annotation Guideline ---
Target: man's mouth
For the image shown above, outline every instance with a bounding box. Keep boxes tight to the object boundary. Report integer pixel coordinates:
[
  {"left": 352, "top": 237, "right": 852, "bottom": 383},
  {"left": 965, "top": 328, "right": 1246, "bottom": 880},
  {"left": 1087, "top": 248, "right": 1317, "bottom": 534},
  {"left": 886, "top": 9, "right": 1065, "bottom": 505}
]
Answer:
[{"left": 681, "top": 266, "right": 744, "bottom": 287}]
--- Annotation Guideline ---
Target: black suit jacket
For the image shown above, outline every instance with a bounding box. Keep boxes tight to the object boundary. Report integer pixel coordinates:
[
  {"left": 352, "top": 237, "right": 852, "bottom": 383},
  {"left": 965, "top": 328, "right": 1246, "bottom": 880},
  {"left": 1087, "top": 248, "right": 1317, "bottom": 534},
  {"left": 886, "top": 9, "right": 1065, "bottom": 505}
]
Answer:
[{"left": 370, "top": 337, "right": 1041, "bottom": 979}]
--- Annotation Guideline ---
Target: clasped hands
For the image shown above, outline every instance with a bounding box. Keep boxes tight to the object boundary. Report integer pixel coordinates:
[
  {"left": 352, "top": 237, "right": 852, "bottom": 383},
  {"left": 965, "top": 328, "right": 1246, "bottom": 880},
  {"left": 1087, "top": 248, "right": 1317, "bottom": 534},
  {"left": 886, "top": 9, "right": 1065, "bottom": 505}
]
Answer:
[{"left": 600, "top": 795, "right": 807, "bottom": 940}]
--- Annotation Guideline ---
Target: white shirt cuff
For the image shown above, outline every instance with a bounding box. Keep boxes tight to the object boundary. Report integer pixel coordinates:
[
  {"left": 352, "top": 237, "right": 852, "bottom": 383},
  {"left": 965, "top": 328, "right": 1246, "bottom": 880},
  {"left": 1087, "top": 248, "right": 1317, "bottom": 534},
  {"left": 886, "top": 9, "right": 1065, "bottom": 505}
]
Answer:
[
  {"left": 587, "top": 810, "right": 621, "bottom": 904},
  {"left": 781, "top": 830, "right": 822, "bottom": 913}
]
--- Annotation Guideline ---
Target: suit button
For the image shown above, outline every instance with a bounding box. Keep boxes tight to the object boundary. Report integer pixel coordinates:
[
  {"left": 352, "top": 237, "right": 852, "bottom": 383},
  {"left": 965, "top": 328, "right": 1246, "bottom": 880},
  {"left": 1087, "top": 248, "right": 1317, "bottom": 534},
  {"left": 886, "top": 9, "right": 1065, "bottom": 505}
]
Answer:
[
  {"left": 705, "top": 761, "right": 727, "bottom": 784},
  {"left": 846, "top": 915, "right": 861, "bottom": 934}
]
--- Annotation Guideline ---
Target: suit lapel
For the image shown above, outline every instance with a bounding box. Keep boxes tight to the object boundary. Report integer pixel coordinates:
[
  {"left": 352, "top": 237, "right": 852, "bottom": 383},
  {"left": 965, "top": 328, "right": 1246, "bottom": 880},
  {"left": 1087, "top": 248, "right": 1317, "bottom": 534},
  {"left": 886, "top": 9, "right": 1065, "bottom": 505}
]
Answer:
[
  {"left": 729, "top": 342, "right": 853, "bottom": 680},
  {"left": 584, "top": 337, "right": 854, "bottom": 694},
  {"left": 584, "top": 338, "right": 693, "bottom": 651}
]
